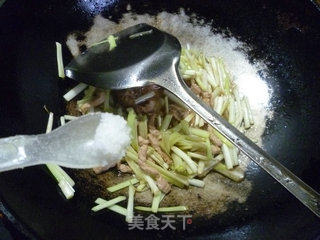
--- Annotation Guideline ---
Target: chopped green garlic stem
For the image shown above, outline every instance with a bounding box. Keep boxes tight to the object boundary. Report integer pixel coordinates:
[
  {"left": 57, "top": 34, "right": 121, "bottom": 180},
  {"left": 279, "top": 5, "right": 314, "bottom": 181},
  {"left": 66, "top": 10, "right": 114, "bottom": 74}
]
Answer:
[
  {"left": 214, "top": 96, "right": 224, "bottom": 114},
  {"left": 127, "top": 108, "right": 139, "bottom": 151},
  {"left": 184, "top": 113, "right": 195, "bottom": 122},
  {"left": 126, "top": 151, "right": 138, "bottom": 162},
  {"left": 127, "top": 145, "right": 138, "bottom": 157},
  {"left": 138, "top": 116, "right": 148, "bottom": 139},
  {"left": 151, "top": 191, "right": 162, "bottom": 213},
  {"left": 160, "top": 192, "right": 166, "bottom": 202},
  {"left": 58, "top": 167, "right": 75, "bottom": 187},
  {"left": 164, "top": 90, "right": 186, "bottom": 108},
  {"left": 126, "top": 185, "right": 135, "bottom": 223},
  {"left": 197, "top": 161, "right": 205, "bottom": 175},
  {"left": 125, "top": 158, "right": 144, "bottom": 180},
  {"left": 161, "top": 131, "right": 185, "bottom": 154},
  {"left": 63, "top": 83, "right": 88, "bottom": 101},
  {"left": 171, "top": 146, "right": 198, "bottom": 173},
  {"left": 198, "top": 154, "right": 224, "bottom": 177},
  {"left": 203, "top": 66, "right": 217, "bottom": 88},
  {"left": 189, "top": 128, "right": 210, "bottom": 138},
  {"left": 205, "top": 138, "right": 214, "bottom": 161},
  {"left": 77, "top": 86, "right": 95, "bottom": 107},
  {"left": 91, "top": 35, "right": 118, "bottom": 50},
  {"left": 161, "top": 174, "right": 184, "bottom": 188},
  {"left": 194, "top": 114, "right": 200, "bottom": 127},
  {"left": 148, "top": 146, "right": 167, "bottom": 167},
  {"left": 188, "top": 178, "right": 205, "bottom": 188},
  {"left": 172, "top": 153, "right": 186, "bottom": 173},
  {"left": 186, "top": 135, "right": 205, "bottom": 142},
  {"left": 184, "top": 69, "right": 196, "bottom": 76},
  {"left": 55, "top": 42, "right": 65, "bottom": 78},
  {"left": 221, "top": 97, "right": 229, "bottom": 115},
  {"left": 108, "top": 205, "right": 128, "bottom": 216},
  {"left": 135, "top": 206, "right": 187, "bottom": 212},
  {"left": 46, "top": 163, "right": 65, "bottom": 183},
  {"left": 186, "top": 165, "right": 193, "bottom": 175},
  {"left": 135, "top": 91, "right": 156, "bottom": 105},
  {"left": 230, "top": 146, "right": 239, "bottom": 166},
  {"left": 95, "top": 198, "right": 108, "bottom": 204},
  {"left": 150, "top": 154, "right": 168, "bottom": 169},
  {"left": 144, "top": 175, "right": 160, "bottom": 195},
  {"left": 46, "top": 112, "right": 54, "bottom": 134},
  {"left": 157, "top": 115, "right": 162, "bottom": 129},
  {"left": 95, "top": 198, "right": 127, "bottom": 216},
  {"left": 164, "top": 95, "right": 169, "bottom": 114},
  {"left": 45, "top": 112, "right": 75, "bottom": 199},
  {"left": 64, "top": 115, "right": 78, "bottom": 121},
  {"left": 58, "top": 179, "right": 74, "bottom": 200},
  {"left": 212, "top": 87, "right": 221, "bottom": 99},
  {"left": 92, "top": 196, "right": 126, "bottom": 212},
  {"left": 241, "top": 99, "right": 250, "bottom": 129},
  {"left": 224, "top": 72, "right": 231, "bottom": 94},
  {"left": 210, "top": 128, "right": 233, "bottom": 148},
  {"left": 60, "top": 116, "right": 65, "bottom": 126},
  {"left": 107, "top": 178, "right": 139, "bottom": 192},
  {"left": 244, "top": 96, "right": 254, "bottom": 125},
  {"left": 136, "top": 182, "right": 147, "bottom": 192},
  {"left": 107, "top": 35, "right": 117, "bottom": 50},
  {"left": 213, "top": 163, "right": 244, "bottom": 182},
  {"left": 195, "top": 75, "right": 207, "bottom": 91},
  {"left": 234, "top": 100, "right": 244, "bottom": 128},
  {"left": 146, "top": 160, "right": 189, "bottom": 187},
  {"left": 161, "top": 114, "right": 173, "bottom": 131},
  {"left": 180, "top": 120, "right": 190, "bottom": 135},
  {"left": 222, "top": 144, "right": 233, "bottom": 169},
  {"left": 47, "top": 163, "right": 75, "bottom": 190},
  {"left": 228, "top": 98, "right": 236, "bottom": 124},
  {"left": 198, "top": 117, "right": 205, "bottom": 127},
  {"left": 187, "top": 152, "right": 208, "bottom": 161}
]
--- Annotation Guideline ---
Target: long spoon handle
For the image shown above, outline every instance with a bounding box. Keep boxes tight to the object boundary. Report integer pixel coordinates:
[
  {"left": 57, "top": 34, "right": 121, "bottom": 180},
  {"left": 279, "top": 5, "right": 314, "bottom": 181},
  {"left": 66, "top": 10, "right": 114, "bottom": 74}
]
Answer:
[
  {"left": 157, "top": 65, "right": 320, "bottom": 218},
  {"left": 0, "top": 135, "right": 40, "bottom": 171}
]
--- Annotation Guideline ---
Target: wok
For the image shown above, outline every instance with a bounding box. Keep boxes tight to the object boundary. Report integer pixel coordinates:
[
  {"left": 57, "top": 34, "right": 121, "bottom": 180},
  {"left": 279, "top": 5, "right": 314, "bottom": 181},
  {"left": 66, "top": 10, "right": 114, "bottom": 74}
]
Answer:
[{"left": 0, "top": 0, "right": 320, "bottom": 239}]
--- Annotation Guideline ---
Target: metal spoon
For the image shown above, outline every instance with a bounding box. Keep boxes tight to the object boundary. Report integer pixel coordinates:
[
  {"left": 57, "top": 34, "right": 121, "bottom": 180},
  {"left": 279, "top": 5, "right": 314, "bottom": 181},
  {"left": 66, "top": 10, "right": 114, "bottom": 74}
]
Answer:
[
  {"left": 65, "top": 23, "right": 320, "bottom": 217},
  {"left": 0, "top": 113, "right": 118, "bottom": 171}
]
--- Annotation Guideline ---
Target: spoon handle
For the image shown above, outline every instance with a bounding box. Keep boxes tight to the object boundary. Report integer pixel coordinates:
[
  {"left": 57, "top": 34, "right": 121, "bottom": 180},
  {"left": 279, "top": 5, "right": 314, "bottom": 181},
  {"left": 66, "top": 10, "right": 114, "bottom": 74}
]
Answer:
[
  {"left": 0, "top": 135, "right": 39, "bottom": 171},
  {"left": 158, "top": 67, "right": 320, "bottom": 218}
]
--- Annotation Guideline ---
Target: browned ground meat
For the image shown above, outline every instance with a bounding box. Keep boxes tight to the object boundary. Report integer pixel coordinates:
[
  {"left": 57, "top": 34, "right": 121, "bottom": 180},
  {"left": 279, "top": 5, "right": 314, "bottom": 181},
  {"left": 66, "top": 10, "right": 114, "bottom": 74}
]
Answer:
[
  {"left": 114, "top": 85, "right": 164, "bottom": 114},
  {"left": 117, "top": 163, "right": 133, "bottom": 173},
  {"left": 66, "top": 100, "right": 81, "bottom": 116},
  {"left": 138, "top": 136, "right": 149, "bottom": 146},
  {"left": 209, "top": 133, "right": 222, "bottom": 147},
  {"left": 211, "top": 145, "right": 221, "bottom": 155},
  {"left": 79, "top": 90, "right": 106, "bottom": 114},
  {"left": 138, "top": 145, "right": 148, "bottom": 162},
  {"left": 169, "top": 104, "right": 187, "bottom": 121},
  {"left": 156, "top": 175, "right": 171, "bottom": 193},
  {"left": 191, "top": 81, "right": 202, "bottom": 95}
]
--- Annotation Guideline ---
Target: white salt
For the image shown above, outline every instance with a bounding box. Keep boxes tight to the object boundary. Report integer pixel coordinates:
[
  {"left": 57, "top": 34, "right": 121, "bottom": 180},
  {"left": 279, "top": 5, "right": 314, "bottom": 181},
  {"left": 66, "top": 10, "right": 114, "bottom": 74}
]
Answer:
[{"left": 93, "top": 113, "right": 131, "bottom": 168}]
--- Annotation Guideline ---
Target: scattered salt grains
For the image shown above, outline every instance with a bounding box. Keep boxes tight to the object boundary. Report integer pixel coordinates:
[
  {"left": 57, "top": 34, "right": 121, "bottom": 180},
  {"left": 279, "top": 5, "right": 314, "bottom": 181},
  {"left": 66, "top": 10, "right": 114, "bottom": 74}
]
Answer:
[{"left": 66, "top": 10, "right": 274, "bottom": 216}]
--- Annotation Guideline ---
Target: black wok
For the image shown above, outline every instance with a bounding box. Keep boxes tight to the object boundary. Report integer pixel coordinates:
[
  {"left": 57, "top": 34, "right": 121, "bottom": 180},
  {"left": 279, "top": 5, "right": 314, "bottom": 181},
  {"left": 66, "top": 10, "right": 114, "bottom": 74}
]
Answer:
[{"left": 0, "top": 0, "right": 320, "bottom": 239}]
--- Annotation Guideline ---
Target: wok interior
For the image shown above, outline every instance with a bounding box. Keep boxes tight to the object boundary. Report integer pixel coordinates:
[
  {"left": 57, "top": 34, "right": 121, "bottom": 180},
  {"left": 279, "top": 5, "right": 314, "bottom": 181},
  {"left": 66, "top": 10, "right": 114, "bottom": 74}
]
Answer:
[{"left": 0, "top": 0, "right": 320, "bottom": 239}]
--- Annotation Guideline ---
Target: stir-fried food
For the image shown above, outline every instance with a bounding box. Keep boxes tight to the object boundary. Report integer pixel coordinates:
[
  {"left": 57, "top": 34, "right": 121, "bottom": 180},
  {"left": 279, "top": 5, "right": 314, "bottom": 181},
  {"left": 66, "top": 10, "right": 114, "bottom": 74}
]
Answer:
[
  {"left": 51, "top": 24, "right": 256, "bottom": 222},
  {"left": 59, "top": 45, "right": 254, "bottom": 221}
]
